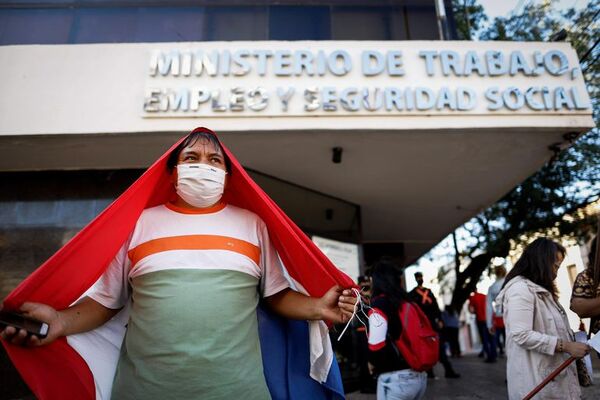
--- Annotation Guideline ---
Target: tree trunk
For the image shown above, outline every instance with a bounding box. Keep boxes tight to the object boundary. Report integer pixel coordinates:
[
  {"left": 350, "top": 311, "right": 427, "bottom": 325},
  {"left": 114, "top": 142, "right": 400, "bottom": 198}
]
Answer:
[
  {"left": 452, "top": 231, "right": 461, "bottom": 277},
  {"left": 450, "top": 253, "right": 493, "bottom": 312}
]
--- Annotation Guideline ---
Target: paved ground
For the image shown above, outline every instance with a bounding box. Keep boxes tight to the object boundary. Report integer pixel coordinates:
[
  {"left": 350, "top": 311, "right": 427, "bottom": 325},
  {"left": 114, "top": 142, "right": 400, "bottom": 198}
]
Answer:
[
  {"left": 347, "top": 353, "right": 600, "bottom": 399},
  {"left": 3, "top": 349, "right": 600, "bottom": 399}
]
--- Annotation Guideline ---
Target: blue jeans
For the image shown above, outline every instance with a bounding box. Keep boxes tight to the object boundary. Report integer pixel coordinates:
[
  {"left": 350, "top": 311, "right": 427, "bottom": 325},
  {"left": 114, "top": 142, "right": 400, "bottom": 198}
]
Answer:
[
  {"left": 377, "top": 369, "right": 427, "bottom": 400},
  {"left": 476, "top": 321, "right": 497, "bottom": 361}
]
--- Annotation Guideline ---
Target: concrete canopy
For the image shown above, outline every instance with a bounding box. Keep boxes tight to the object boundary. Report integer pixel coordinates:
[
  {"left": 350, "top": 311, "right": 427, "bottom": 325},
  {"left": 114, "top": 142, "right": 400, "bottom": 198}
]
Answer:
[
  {"left": 224, "top": 128, "right": 579, "bottom": 264},
  {"left": 0, "top": 124, "right": 588, "bottom": 265}
]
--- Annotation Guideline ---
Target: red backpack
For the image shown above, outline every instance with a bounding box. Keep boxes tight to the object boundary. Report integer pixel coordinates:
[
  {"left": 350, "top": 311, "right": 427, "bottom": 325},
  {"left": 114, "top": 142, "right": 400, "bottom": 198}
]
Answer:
[{"left": 393, "top": 302, "right": 440, "bottom": 372}]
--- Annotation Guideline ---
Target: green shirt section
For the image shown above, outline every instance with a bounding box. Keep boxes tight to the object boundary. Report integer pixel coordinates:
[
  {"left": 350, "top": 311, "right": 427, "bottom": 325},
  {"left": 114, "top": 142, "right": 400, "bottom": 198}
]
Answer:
[{"left": 111, "top": 269, "right": 271, "bottom": 400}]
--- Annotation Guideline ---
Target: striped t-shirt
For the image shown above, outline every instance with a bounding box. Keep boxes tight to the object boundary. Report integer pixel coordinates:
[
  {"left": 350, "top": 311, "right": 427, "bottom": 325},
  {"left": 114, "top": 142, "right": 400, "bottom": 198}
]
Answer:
[{"left": 88, "top": 202, "right": 290, "bottom": 399}]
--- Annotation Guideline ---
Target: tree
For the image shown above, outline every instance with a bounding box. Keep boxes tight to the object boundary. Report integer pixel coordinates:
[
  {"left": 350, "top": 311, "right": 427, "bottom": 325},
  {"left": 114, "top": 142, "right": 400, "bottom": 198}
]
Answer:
[
  {"left": 447, "top": 0, "right": 600, "bottom": 312},
  {"left": 479, "top": 2, "right": 562, "bottom": 41},
  {"left": 451, "top": 0, "right": 488, "bottom": 40}
]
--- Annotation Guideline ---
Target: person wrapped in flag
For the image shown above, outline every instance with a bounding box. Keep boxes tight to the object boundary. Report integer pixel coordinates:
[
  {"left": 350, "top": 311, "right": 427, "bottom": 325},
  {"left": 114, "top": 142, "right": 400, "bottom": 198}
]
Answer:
[{"left": 1, "top": 127, "right": 358, "bottom": 400}]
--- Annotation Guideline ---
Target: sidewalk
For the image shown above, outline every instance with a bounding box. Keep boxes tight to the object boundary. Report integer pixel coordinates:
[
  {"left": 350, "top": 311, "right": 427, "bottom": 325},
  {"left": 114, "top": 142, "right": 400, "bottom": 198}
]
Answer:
[{"left": 347, "top": 353, "right": 600, "bottom": 399}]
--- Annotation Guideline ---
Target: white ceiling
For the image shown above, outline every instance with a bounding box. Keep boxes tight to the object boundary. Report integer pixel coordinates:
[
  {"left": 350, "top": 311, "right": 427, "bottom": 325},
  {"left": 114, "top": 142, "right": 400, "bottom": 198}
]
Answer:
[
  {"left": 0, "top": 126, "right": 577, "bottom": 264},
  {"left": 223, "top": 128, "right": 569, "bottom": 263}
]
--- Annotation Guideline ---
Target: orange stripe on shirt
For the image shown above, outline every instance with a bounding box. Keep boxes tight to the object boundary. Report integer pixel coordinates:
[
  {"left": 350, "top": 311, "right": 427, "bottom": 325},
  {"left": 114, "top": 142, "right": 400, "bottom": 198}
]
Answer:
[{"left": 127, "top": 235, "right": 261, "bottom": 268}]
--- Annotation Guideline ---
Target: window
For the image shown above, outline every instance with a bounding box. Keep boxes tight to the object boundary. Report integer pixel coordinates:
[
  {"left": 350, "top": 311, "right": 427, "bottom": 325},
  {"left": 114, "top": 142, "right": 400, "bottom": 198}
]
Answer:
[
  {"left": 389, "top": 6, "right": 409, "bottom": 40},
  {"left": 405, "top": 5, "right": 439, "bottom": 40},
  {"left": 69, "top": 7, "right": 208, "bottom": 43},
  {"left": 0, "top": 3, "right": 444, "bottom": 44},
  {"left": 134, "top": 7, "right": 207, "bottom": 43},
  {"left": 0, "top": 0, "right": 75, "bottom": 4},
  {"left": 71, "top": 8, "right": 138, "bottom": 43},
  {"left": 0, "top": 9, "right": 74, "bottom": 45},
  {"left": 205, "top": 7, "right": 268, "bottom": 41},
  {"left": 269, "top": 6, "right": 331, "bottom": 40},
  {"left": 331, "top": 6, "right": 408, "bottom": 40}
]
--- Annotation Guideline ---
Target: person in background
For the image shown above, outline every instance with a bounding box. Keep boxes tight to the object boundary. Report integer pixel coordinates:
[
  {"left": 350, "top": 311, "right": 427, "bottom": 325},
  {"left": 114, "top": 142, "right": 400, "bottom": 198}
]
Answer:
[
  {"left": 358, "top": 275, "right": 372, "bottom": 300},
  {"left": 409, "top": 272, "right": 460, "bottom": 379},
  {"left": 487, "top": 265, "right": 507, "bottom": 357},
  {"left": 368, "top": 260, "right": 427, "bottom": 400},
  {"left": 356, "top": 274, "right": 376, "bottom": 394},
  {"left": 497, "top": 237, "right": 589, "bottom": 400},
  {"left": 493, "top": 309, "right": 506, "bottom": 357},
  {"left": 469, "top": 290, "right": 496, "bottom": 362},
  {"left": 570, "top": 238, "right": 599, "bottom": 339},
  {"left": 441, "top": 305, "right": 461, "bottom": 357}
]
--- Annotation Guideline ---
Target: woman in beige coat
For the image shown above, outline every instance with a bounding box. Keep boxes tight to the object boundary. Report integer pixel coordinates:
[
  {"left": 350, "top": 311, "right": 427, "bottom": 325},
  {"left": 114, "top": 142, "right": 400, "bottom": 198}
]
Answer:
[{"left": 497, "top": 238, "right": 590, "bottom": 400}]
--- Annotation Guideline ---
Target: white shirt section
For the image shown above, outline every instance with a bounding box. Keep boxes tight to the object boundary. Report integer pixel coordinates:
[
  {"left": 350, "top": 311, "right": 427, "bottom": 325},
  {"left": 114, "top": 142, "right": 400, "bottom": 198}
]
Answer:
[
  {"left": 88, "top": 237, "right": 132, "bottom": 310},
  {"left": 130, "top": 249, "right": 263, "bottom": 280},
  {"left": 368, "top": 311, "right": 388, "bottom": 347},
  {"left": 88, "top": 204, "right": 289, "bottom": 309},
  {"left": 257, "top": 215, "right": 290, "bottom": 297},
  {"left": 67, "top": 306, "right": 130, "bottom": 400}
]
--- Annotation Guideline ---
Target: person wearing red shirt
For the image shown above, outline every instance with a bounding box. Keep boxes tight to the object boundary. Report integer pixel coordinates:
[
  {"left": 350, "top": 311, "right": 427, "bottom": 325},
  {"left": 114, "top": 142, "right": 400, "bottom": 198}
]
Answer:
[
  {"left": 469, "top": 291, "right": 496, "bottom": 362},
  {"left": 493, "top": 313, "right": 505, "bottom": 356}
]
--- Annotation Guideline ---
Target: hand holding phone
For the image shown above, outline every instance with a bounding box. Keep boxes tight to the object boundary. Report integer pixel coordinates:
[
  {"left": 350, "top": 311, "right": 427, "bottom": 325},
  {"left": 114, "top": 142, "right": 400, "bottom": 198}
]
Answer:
[
  {"left": 0, "top": 302, "right": 63, "bottom": 346},
  {"left": 0, "top": 311, "right": 49, "bottom": 339}
]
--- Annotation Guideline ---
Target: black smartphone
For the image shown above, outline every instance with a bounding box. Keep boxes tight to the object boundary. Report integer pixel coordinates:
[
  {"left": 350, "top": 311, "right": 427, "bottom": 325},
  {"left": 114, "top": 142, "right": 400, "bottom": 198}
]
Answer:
[{"left": 0, "top": 311, "right": 49, "bottom": 339}]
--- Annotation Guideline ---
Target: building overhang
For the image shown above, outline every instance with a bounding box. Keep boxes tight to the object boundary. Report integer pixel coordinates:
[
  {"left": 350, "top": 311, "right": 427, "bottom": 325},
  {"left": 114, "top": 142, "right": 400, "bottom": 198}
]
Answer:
[{"left": 0, "top": 41, "right": 594, "bottom": 264}]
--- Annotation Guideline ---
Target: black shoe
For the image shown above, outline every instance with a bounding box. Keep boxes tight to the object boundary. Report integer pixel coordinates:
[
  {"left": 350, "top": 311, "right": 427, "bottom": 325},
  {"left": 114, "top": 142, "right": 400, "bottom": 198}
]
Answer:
[
  {"left": 427, "top": 370, "right": 435, "bottom": 379},
  {"left": 478, "top": 352, "right": 484, "bottom": 358},
  {"left": 484, "top": 358, "right": 497, "bottom": 363},
  {"left": 445, "top": 371, "right": 461, "bottom": 378}
]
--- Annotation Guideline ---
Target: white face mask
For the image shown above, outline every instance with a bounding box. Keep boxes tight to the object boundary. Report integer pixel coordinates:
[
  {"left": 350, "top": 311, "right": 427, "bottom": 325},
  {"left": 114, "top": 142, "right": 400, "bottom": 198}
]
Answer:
[{"left": 176, "top": 164, "right": 227, "bottom": 208}]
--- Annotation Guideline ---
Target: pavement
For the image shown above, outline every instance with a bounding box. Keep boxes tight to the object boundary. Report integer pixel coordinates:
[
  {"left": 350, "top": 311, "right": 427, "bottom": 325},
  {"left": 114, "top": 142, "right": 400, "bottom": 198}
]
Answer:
[
  {"left": 3, "top": 349, "right": 600, "bottom": 399},
  {"left": 346, "top": 353, "right": 600, "bottom": 399}
]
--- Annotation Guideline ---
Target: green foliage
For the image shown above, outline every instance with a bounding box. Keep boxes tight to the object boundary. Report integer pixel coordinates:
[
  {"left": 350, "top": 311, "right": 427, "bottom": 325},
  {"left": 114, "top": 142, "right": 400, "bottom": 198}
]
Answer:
[
  {"left": 473, "top": 0, "right": 600, "bottom": 250},
  {"left": 466, "top": 128, "right": 600, "bottom": 258},
  {"left": 565, "top": 2, "right": 600, "bottom": 124},
  {"left": 479, "top": 2, "right": 563, "bottom": 41},
  {"left": 448, "top": 0, "right": 600, "bottom": 309}
]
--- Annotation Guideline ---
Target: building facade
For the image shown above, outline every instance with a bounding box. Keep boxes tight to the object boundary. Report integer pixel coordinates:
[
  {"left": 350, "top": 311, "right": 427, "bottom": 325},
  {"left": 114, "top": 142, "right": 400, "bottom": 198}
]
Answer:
[{"left": 0, "top": 0, "right": 594, "bottom": 396}]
